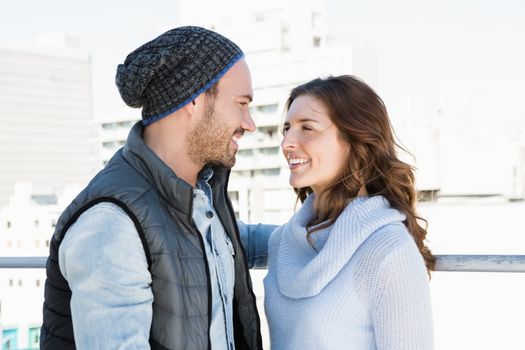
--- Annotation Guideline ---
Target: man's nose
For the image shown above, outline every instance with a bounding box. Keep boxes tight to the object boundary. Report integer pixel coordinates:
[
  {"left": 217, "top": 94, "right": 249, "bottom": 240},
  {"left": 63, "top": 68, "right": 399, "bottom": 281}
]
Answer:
[{"left": 242, "top": 111, "right": 256, "bottom": 132}]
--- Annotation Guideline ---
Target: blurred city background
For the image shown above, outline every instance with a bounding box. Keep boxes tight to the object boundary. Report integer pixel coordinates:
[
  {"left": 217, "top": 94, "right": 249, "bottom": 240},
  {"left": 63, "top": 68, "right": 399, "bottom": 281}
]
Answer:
[{"left": 1, "top": 0, "right": 524, "bottom": 349}]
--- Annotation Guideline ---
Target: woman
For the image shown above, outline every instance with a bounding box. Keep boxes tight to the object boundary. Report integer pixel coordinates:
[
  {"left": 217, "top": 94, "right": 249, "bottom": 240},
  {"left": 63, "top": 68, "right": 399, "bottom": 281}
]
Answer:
[{"left": 264, "top": 75, "right": 435, "bottom": 349}]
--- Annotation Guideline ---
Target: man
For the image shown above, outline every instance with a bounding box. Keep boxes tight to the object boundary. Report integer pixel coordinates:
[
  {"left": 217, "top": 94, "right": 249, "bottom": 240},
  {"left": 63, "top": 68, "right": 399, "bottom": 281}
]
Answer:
[{"left": 40, "top": 26, "right": 274, "bottom": 350}]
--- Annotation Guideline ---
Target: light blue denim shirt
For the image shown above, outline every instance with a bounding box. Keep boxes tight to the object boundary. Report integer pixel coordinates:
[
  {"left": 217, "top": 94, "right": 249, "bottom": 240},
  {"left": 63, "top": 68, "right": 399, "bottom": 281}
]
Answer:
[
  {"left": 59, "top": 172, "right": 275, "bottom": 349},
  {"left": 193, "top": 167, "right": 235, "bottom": 350}
]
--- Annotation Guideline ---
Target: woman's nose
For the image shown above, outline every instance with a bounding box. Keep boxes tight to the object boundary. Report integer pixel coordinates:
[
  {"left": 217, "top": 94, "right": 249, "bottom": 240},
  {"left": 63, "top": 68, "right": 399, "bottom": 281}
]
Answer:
[{"left": 281, "top": 129, "right": 297, "bottom": 150}]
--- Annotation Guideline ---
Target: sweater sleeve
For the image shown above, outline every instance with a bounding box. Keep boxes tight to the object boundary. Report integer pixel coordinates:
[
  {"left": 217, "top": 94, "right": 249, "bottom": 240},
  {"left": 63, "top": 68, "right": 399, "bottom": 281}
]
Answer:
[{"left": 371, "top": 240, "right": 434, "bottom": 350}]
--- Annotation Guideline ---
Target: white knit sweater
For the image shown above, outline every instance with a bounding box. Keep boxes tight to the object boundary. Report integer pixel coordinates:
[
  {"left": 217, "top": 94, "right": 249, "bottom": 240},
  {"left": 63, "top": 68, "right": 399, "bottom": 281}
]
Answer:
[{"left": 263, "top": 195, "right": 434, "bottom": 350}]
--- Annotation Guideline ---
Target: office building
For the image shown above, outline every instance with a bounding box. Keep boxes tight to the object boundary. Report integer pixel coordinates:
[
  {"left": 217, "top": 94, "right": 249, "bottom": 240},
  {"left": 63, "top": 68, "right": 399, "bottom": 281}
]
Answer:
[{"left": 0, "top": 36, "right": 98, "bottom": 209}]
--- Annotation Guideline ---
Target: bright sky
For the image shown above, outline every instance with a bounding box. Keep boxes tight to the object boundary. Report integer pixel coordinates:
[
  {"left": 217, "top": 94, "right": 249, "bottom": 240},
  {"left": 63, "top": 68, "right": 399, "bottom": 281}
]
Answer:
[
  {"left": 1, "top": 0, "right": 181, "bottom": 116},
  {"left": 327, "top": 0, "right": 525, "bottom": 126},
  {"left": 2, "top": 0, "right": 524, "bottom": 124}
]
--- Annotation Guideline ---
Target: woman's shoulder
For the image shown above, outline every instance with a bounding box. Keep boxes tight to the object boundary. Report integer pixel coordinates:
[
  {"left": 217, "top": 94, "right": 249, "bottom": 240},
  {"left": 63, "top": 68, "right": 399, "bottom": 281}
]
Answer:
[
  {"left": 357, "top": 222, "right": 421, "bottom": 264},
  {"left": 352, "top": 222, "right": 429, "bottom": 302}
]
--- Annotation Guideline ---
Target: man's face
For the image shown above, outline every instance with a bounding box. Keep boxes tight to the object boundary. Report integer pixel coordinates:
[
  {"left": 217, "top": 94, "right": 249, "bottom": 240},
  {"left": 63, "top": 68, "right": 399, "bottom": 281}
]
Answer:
[{"left": 186, "top": 58, "right": 255, "bottom": 168}]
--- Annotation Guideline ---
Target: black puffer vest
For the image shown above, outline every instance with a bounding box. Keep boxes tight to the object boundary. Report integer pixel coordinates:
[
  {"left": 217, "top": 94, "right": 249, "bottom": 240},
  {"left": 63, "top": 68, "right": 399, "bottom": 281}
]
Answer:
[{"left": 40, "top": 122, "right": 262, "bottom": 349}]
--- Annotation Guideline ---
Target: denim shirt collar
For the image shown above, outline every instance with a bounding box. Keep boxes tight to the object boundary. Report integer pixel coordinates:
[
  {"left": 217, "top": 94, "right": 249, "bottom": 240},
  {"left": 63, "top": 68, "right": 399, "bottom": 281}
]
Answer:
[{"left": 197, "top": 166, "right": 214, "bottom": 204}]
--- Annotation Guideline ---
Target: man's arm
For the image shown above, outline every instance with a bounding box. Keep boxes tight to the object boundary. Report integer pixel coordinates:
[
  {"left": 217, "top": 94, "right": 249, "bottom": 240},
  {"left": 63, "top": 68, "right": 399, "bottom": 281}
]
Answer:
[
  {"left": 59, "top": 202, "right": 152, "bottom": 350},
  {"left": 236, "top": 220, "right": 278, "bottom": 269}
]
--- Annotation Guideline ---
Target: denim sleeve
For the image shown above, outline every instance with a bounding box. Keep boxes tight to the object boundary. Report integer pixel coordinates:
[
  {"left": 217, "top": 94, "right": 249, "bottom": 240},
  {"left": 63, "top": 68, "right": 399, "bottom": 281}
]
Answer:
[
  {"left": 59, "top": 202, "right": 153, "bottom": 350},
  {"left": 236, "top": 220, "right": 277, "bottom": 269}
]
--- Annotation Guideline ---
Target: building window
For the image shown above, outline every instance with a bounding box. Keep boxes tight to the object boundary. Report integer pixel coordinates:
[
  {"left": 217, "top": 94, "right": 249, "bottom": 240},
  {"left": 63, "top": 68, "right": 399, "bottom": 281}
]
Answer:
[
  {"left": 253, "top": 168, "right": 280, "bottom": 177},
  {"left": 36, "top": 279, "right": 41, "bottom": 287},
  {"left": 312, "top": 12, "right": 322, "bottom": 29},
  {"left": 117, "top": 121, "right": 134, "bottom": 128},
  {"left": 281, "top": 24, "right": 290, "bottom": 51},
  {"left": 265, "top": 168, "right": 280, "bottom": 176},
  {"left": 229, "top": 191, "right": 239, "bottom": 202},
  {"left": 258, "top": 126, "right": 279, "bottom": 140},
  {"left": 51, "top": 219, "right": 57, "bottom": 228},
  {"left": 254, "top": 12, "right": 265, "bottom": 22},
  {"left": 34, "top": 219, "right": 39, "bottom": 228},
  {"left": 2, "top": 328, "right": 18, "bottom": 350},
  {"left": 9, "top": 279, "right": 13, "bottom": 287},
  {"left": 238, "top": 149, "right": 254, "bottom": 157},
  {"left": 7, "top": 240, "right": 12, "bottom": 248},
  {"left": 35, "top": 240, "right": 40, "bottom": 248},
  {"left": 18, "top": 279, "right": 22, "bottom": 287},
  {"left": 256, "top": 104, "right": 278, "bottom": 114},
  {"left": 259, "top": 147, "right": 280, "bottom": 155},
  {"left": 28, "top": 326, "right": 40, "bottom": 349},
  {"left": 46, "top": 239, "right": 50, "bottom": 247},
  {"left": 6, "top": 220, "right": 11, "bottom": 229},
  {"left": 313, "top": 36, "right": 321, "bottom": 47}
]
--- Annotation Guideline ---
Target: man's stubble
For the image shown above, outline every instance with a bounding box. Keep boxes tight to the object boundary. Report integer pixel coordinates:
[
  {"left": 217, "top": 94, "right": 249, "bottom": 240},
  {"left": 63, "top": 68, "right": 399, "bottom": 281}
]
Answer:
[{"left": 186, "top": 97, "right": 236, "bottom": 168}]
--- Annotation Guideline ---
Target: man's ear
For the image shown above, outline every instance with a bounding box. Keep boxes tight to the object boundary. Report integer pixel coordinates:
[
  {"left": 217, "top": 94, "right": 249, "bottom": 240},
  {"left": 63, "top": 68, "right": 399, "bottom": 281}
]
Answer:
[{"left": 183, "top": 100, "right": 196, "bottom": 116}]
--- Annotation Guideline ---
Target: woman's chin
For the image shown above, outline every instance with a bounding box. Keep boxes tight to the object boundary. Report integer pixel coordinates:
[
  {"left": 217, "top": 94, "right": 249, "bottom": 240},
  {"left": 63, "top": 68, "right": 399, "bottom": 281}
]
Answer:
[{"left": 289, "top": 178, "right": 308, "bottom": 190}]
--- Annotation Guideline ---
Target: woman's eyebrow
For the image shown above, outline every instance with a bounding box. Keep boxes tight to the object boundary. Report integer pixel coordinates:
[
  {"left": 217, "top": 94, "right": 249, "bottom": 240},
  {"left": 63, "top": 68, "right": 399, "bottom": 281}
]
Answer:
[{"left": 284, "top": 118, "right": 321, "bottom": 125}]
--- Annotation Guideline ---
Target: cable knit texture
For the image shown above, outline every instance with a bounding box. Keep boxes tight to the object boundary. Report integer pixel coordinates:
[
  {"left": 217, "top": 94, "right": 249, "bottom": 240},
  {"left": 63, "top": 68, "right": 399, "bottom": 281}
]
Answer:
[{"left": 264, "top": 195, "right": 434, "bottom": 350}]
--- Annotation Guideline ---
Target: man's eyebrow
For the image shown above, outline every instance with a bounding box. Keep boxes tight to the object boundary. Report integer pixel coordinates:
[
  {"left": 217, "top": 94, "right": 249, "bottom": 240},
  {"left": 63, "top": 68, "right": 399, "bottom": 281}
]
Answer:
[{"left": 237, "top": 94, "right": 253, "bottom": 102}]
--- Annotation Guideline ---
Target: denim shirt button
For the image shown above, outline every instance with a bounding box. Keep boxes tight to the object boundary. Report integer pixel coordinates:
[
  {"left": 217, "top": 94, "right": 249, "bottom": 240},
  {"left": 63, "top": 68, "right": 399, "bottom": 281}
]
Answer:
[{"left": 206, "top": 210, "right": 214, "bottom": 219}]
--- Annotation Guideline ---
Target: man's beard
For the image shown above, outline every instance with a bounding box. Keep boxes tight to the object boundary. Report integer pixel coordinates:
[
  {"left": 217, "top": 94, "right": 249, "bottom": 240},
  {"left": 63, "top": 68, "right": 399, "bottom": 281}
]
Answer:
[{"left": 186, "top": 98, "right": 237, "bottom": 168}]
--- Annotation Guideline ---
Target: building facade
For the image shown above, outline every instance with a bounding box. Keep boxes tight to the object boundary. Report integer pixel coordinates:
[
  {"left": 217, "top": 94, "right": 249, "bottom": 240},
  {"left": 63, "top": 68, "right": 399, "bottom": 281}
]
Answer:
[
  {"left": 94, "top": 108, "right": 140, "bottom": 168},
  {"left": 0, "top": 38, "right": 98, "bottom": 209},
  {"left": 0, "top": 183, "right": 78, "bottom": 350}
]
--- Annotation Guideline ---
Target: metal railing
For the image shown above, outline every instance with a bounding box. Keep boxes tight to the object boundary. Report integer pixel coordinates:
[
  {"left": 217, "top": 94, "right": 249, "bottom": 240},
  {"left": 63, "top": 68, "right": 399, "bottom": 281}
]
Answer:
[
  {"left": 1, "top": 255, "right": 525, "bottom": 272},
  {"left": 434, "top": 255, "right": 525, "bottom": 272},
  {"left": 0, "top": 256, "right": 48, "bottom": 269}
]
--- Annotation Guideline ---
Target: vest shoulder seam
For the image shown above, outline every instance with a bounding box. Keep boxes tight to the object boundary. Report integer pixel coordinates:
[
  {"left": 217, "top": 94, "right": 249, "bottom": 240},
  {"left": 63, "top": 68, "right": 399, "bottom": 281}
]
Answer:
[{"left": 59, "top": 197, "right": 152, "bottom": 271}]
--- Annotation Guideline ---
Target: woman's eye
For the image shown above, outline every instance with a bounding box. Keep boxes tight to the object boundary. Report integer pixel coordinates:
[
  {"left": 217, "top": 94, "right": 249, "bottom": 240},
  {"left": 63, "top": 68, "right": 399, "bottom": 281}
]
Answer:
[{"left": 302, "top": 125, "right": 313, "bottom": 131}]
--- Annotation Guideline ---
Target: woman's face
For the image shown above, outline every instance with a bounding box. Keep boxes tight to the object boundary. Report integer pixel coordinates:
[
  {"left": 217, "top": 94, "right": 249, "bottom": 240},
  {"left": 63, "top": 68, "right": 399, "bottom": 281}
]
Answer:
[{"left": 281, "top": 94, "right": 350, "bottom": 194}]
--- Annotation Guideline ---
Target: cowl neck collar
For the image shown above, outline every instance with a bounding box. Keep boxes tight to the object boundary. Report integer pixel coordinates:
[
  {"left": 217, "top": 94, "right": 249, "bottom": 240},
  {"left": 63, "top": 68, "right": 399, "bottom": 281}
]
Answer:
[{"left": 276, "top": 194, "right": 406, "bottom": 298}]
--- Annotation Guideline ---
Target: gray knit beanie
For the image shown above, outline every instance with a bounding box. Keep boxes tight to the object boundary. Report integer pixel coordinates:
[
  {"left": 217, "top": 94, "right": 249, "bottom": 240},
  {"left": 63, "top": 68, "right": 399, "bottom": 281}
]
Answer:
[{"left": 116, "top": 26, "right": 244, "bottom": 125}]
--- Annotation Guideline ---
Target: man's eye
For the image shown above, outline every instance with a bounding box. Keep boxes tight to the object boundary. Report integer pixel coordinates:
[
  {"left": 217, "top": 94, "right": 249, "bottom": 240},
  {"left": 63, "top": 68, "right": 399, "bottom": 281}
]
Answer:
[{"left": 281, "top": 126, "right": 289, "bottom": 135}]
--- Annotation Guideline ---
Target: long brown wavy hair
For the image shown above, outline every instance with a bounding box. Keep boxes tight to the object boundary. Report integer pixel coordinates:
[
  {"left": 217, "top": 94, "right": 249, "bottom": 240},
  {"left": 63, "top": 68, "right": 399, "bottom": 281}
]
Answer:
[{"left": 285, "top": 75, "right": 435, "bottom": 273}]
